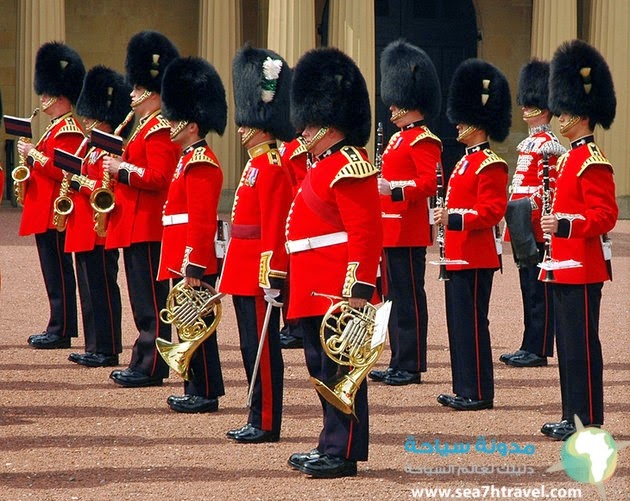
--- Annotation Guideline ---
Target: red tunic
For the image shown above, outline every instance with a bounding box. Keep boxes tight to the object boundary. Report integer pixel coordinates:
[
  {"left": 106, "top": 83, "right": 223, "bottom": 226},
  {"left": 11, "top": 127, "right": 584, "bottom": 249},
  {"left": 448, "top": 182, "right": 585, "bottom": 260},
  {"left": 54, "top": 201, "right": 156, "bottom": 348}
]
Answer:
[
  {"left": 505, "top": 127, "right": 564, "bottom": 243},
  {"left": 539, "top": 140, "right": 617, "bottom": 284},
  {"left": 19, "top": 113, "right": 85, "bottom": 236},
  {"left": 105, "top": 111, "right": 180, "bottom": 249},
  {"left": 158, "top": 141, "right": 223, "bottom": 280},
  {"left": 219, "top": 141, "right": 293, "bottom": 296},
  {"left": 65, "top": 145, "right": 112, "bottom": 252},
  {"left": 279, "top": 136, "right": 309, "bottom": 195},
  {"left": 380, "top": 125, "right": 441, "bottom": 247},
  {"left": 444, "top": 145, "right": 508, "bottom": 270},
  {"left": 286, "top": 145, "right": 383, "bottom": 319}
]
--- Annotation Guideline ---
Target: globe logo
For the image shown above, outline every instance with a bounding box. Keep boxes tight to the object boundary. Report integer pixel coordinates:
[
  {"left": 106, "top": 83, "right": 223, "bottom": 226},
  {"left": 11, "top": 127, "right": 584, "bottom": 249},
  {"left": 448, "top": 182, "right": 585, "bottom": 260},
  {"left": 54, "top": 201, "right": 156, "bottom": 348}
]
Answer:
[{"left": 560, "top": 427, "right": 617, "bottom": 484}]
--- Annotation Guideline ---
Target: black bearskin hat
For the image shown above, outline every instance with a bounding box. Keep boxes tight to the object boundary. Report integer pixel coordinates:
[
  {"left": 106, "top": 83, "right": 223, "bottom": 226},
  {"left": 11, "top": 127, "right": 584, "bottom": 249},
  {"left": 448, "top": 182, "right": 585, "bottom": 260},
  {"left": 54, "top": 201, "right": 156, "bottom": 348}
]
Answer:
[
  {"left": 549, "top": 39, "right": 616, "bottom": 130},
  {"left": 380, "top": 39, "right": 441, "bottom": 121},
  {"left": 76, "top": 66, "right": 133, "bottom": 137},
  {"left": 232, "top": 44, "right": 293, "bottom": 142},
  {"left": 447, "top": 58, "right": 511, "bottom": 142},
  {"left": 291, "top": 47, "right": 371, "bottom": 147},
  {"left": 517, "top": 59, "right": 550, "bottom": 109},
  {"left": 34, "top": 42, "right": 85, "bottom": 104},
  {"left": 162, "top": 57, "right": 227, "bottom": 137},
  {"left": 125, "top": 31, "right": 179, "bottom": 94}
]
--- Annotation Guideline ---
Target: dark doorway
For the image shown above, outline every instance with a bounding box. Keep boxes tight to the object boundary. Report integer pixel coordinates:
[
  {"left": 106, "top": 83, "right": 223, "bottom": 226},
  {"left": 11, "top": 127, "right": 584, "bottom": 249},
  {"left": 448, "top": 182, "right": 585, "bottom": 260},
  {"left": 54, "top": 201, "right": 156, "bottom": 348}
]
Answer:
[{"left": 375, "top": 0, "right": 478, "bottom": 177}]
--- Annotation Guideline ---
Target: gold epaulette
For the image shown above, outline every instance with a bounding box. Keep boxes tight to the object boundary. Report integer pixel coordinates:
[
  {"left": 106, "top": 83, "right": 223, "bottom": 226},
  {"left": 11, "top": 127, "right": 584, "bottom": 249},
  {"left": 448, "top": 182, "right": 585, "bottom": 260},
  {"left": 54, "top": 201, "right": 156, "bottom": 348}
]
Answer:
[
  {"left": 330, "top": 147, "right": 379, "bottom": 187},
  {"left": 578, "top": 143, "right": 612, "bottom": 176},
  {"left": 55, "top": 117, "right": 84, "bottom": 137},
  {"left": 145, "top": 116, "right": 171, "bottom": 138},
  {"left": 476, "top": 149, "right": 508, "bottom": 174},
  {"left": 267, "top": 150, "right": 281, "bottom": 165},
  {"left": 290, "top": 137, "right": 309, "bottom": 159},
  {"left": 188, "top": 147, "right": 219, "bottom": 168},
  {"left": 410, "top": 127, "right": 443, "bottom": 149}
]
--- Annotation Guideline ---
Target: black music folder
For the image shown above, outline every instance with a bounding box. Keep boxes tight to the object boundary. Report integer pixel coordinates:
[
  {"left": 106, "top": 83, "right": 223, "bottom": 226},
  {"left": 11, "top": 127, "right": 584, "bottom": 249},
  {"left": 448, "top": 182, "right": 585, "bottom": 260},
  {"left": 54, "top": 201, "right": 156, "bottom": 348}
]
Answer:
[
  {"left": 53, "top": 148, "right": 82, "bottom": 175},
  {"left": 90, "top": 128, "right": 124, "bottom": 156},
  {"left": 3, "top": 115, "right": 34, "bottom": 138}
]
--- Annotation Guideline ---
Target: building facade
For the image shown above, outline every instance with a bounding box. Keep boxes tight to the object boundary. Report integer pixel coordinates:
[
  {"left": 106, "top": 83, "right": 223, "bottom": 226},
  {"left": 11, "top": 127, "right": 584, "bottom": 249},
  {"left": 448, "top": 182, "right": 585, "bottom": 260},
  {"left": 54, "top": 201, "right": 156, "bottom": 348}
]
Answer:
[{"left": 0, "top": 0, "right": 627, "bottom": 215}]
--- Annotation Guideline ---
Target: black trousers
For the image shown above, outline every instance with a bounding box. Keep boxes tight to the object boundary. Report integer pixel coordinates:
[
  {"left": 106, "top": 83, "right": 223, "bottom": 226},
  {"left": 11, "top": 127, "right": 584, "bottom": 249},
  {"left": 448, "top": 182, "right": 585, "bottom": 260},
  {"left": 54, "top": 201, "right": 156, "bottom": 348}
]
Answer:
[
  {"left": 176, "top": 275, "right": 225, "bottom": 399},
  {"left": 553, "top": 282, "right": 604, "bottom": 426},
  {"left": 75, "top": 246, "right": 122, "bottom": 355},
  {"left": 233, "top": 295, "right": 283, "bottom": 433},
  {"left": 35, "top": 229, "right": 77, "bottom": 339},
  {"left": 384, "top": 246, "right": 428, "bottom": 372},
  {"left": 300, "top": 315, "right": 369, "bottom": 461},
  {"left": 517, "top": 243, "right": 554, "bottom": 356},
  {"left": 445, "top": 268, "right": 495, "bottom": 401},
  {"left": 122, "top": 241, "right": 170, "bottom": 378}
]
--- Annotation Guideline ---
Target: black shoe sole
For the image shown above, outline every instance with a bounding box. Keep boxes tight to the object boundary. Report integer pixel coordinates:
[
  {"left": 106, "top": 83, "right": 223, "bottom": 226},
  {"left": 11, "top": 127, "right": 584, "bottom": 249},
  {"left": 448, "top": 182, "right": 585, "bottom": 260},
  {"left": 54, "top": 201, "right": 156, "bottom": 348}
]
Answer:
[
  {"left": 506, "top": 359, "right": 548, "bottom": 367},
  {"left": 298, "top": 464, "right": 357, "bottom": 478},
  {"left": 30, "top": 340, "right": 71, "bottom": 349},
  {"left": 110, "top": 377, "right": 163, "bottom": 388},
  {"left": 382, "top": 377, "right": 421, "bottom": 386},
  {"left": 232, "top": 434, "right": 279, "bottom": 444}
]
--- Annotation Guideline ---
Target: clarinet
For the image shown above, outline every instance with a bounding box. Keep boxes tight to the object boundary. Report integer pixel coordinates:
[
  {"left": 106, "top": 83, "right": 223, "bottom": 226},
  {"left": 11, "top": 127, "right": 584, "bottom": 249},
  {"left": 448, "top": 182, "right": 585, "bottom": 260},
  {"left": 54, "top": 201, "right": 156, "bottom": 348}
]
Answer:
[
  {"left": 375, "top": 121, "right": 384, "bottom": 173},
  {"left": 435, "top": 162, "right": 449, "bottom": 281},
  {"left": 540, "top": 152, "right": 554, "bottom": 282}
]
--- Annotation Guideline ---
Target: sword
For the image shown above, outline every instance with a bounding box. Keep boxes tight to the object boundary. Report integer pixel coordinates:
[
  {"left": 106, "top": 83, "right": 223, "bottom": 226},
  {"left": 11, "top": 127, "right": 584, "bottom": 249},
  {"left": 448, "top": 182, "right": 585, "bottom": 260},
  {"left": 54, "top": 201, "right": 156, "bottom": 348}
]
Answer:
[{"left": 245, "top": 301, "right": 274, "bottom": 408}]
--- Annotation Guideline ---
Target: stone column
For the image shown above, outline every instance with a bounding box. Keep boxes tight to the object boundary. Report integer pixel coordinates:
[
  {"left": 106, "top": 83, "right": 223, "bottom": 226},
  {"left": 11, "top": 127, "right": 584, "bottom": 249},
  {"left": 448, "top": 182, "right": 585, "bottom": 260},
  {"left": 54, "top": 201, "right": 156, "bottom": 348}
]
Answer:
[
  {"left": 531, "top": 0, "right": 577, "bottom": 147},
  {"left": 531, "top": 0, "right": 577, "bottom": 59},
  {"left": 589, "top": 0, "right": 629, "bottom": 205},
  {"left": 327, "top": 0, "right": 376, "bottom": 156},
  {"left": 198, "top": 0, "right": 243, "bottom": 207},
  {"left": 17, "top": 0, "right": 66, "bottom": 135},
  {"left": 267, "top": 0, "right": 316, "bottom": 66}
]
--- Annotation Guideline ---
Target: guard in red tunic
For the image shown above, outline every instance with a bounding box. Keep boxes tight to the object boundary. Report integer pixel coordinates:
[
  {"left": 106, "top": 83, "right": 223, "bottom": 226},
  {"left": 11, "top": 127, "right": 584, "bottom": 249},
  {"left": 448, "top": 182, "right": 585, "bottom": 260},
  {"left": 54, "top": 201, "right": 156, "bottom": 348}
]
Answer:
[
  {"left": 18, "top": 42, "right": 85, "bottom": 349},
  {"left": 219, "top": 45, "right": 294, "bottom": 443},
  {"left": 286, "top": 48, "right": 382, "bottom": 479},
  {"left": 104, "top": 31, "right": 180, "bottom": 388},
  {"left": 278, "top": 134, "right": 309, "bottom": 350},
  {"left": 65, "top": 66, "right": 132, "bottom": 368},
  {"left": 368, "top": 40, "right": 441, "bottom": 386},
  {"left": 540, "top": 40, "right": 618, "bottom": 440},
  {"left": 157, "top": 56, "right": 228, "bottom": 413},
  {"left": 434, "top": 59, "right": 510, "bottom": 411},
  {"left": 501, "top": 60, "right": 566, "bottom": 368}
]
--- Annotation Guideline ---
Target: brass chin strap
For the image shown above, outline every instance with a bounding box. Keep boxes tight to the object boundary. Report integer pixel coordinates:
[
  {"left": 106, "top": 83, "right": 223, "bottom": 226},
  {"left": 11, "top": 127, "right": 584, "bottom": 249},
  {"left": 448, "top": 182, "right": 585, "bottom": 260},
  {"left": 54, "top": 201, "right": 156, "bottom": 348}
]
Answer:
[
  {"left": 131, "top": 89, "right": 153, "bottom": 108},
  {"left": 305, "top": 127, "right": 329, "bottom": 151},
  {"left": 41, "top": 96, "right": 58, "bottom": 111},
  {"left": 240, "top": 127, "right": 260, "bottom": 145},
  {"left": 560, "top": 115, "right": 581, "bottom": 134},
  {"left": 390, "top": 108, "right": 409, "bottom": 122},
  {"left": 456, "top": 125, "right": 478, "bottom": 142},
  {"left": 523, "top": 107, "right": 543, "bottom": 119},
  {"left": 170, "top": 120, "right": 189, "bottom": 140},
  {"left": 85, "top": 120, "right": 102, "bottom": 133}
]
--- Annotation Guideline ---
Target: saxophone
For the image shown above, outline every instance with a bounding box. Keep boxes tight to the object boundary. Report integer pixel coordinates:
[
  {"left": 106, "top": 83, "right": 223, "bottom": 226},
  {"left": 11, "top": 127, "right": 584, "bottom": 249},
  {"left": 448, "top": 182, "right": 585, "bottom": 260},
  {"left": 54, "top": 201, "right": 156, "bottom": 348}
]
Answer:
[
  {"left": 52, "top": 135, "right": 93, "bottom": 232},
  {"left": 52, "top": 175, "right": 73, "bottom": 231},
  {"left": 11, "top": 108, "right": 39, "bottom": 206},
  {"left": 90, "top": 110, "right": 135, "bottom": 237}
]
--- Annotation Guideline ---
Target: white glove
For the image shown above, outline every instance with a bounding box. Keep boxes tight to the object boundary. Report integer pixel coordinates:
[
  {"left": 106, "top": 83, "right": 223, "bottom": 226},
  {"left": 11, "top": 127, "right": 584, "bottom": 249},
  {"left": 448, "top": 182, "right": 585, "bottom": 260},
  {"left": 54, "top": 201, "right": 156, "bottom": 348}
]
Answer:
[
  {"left": 263, "top": 288, "right": 283, "bottom": 307},
  {"left": 378, "top": 177, "right": 392, "bottom": 195}
]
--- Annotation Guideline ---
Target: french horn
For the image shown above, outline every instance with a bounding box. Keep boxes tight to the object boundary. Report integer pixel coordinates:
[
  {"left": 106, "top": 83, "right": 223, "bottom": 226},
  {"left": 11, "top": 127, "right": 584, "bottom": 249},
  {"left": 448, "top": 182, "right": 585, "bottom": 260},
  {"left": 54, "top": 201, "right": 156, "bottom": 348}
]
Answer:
[
  {"left": 311, "top": 298, "right": 390, "bottom": 418},
  {"left": 156, "top": 281, "right": 223, "bottom": 380}
]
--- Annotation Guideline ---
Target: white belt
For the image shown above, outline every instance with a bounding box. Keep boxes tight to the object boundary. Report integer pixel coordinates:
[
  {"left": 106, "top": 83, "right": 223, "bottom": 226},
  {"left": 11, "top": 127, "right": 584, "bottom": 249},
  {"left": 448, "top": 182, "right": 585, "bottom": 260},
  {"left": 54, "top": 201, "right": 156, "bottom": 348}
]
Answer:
[
  {"left": 509, "top": 186, "right": 538, "bottom": 194},
  {"left": 286, "top": 231, "right": 348, "bottom": 254},
  {"left": 162, "top": 213, "right": 189, "bottom": 226}
]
